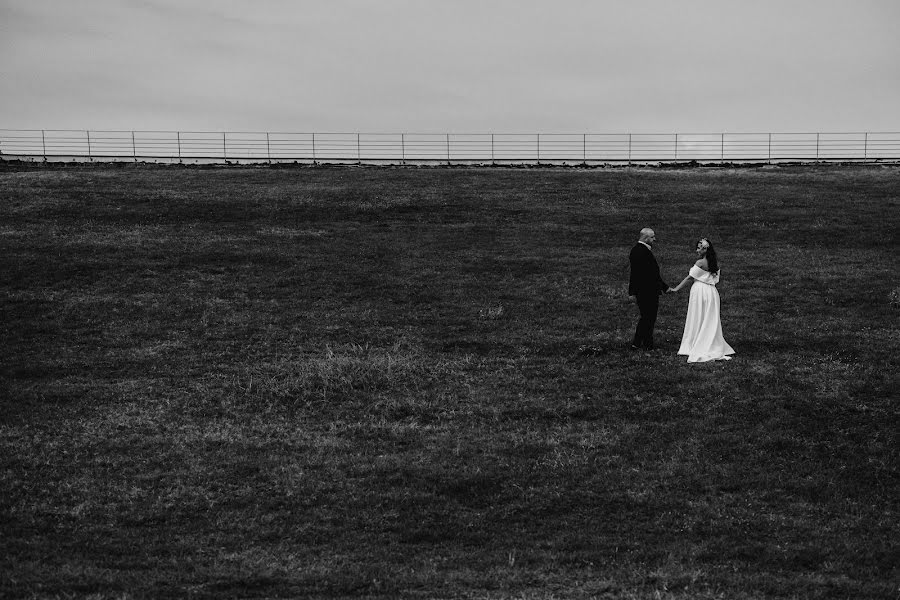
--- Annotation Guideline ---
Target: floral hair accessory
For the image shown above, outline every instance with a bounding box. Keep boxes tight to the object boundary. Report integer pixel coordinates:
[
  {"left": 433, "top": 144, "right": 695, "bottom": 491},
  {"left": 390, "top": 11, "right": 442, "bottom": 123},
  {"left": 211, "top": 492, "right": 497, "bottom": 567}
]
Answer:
[{"left": 698, "top": 238, "right": 710, "bottom": 250}]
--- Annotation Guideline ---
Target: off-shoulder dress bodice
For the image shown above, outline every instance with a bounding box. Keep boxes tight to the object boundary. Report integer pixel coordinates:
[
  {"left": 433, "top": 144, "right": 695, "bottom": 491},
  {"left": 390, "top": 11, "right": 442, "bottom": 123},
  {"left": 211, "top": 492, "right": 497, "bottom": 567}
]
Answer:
[{"left": 689, "top": 265, "right": 719, "bottom": 285}]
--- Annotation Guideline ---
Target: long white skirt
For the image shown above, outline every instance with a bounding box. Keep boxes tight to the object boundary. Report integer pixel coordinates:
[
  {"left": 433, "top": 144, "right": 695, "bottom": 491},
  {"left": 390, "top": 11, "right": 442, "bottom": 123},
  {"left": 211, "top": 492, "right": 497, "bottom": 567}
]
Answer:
[{"left": 678, "top": 282, "right": 735, "bottom": 363}]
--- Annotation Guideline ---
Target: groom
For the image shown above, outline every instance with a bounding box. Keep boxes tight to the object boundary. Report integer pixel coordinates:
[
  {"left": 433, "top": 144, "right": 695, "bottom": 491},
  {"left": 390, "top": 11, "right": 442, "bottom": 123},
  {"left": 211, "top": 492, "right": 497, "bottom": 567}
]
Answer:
[{"left": 628, "top": 227, "right": 670, "bottom": 350}]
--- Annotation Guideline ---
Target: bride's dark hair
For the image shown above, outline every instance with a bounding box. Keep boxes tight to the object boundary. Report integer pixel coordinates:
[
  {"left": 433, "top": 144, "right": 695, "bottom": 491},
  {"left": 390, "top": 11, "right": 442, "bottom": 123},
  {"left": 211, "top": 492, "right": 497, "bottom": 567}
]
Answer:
[{"left": 700, "top": 238, "right": 719, "bottom": 274}]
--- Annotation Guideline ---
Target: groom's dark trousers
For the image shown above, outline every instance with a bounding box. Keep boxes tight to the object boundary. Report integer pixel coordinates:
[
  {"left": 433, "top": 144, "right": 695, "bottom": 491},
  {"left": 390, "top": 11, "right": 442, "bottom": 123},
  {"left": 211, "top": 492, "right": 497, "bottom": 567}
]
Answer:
[
  {"left": 633, "top": 293, "right": 659, "bottom": 349},
  {"left": 629, "top": 242, "right": 668, "bottom": 349}
]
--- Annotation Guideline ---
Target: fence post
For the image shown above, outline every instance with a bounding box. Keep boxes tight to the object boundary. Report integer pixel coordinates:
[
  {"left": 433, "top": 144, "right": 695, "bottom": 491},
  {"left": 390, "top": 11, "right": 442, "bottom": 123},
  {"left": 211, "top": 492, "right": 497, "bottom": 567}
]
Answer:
[
  {"left": 491, "top": 133, "right": 494, "bottom": 164},
  {"left": 864, "top": 132, "right": 868, "bottom": 161},
  {"left": 311, "top": 133, "right": 316, "bottom": 163},
  {"left": 177, "top": 131, "right": 182, "bottom": 162},
  {"left": 131, "top": 131, "right": 136, "bottom": 161},
  {"left": 628, "top": 134, "right": 632, "bottom": 166},
  {"left": 537, "top": 134, "right": 540, "bottom": 163},
  {"left": 357, "top": 133, "right": 361, "bottom": 163},
  {"left": 674, "top": 133, "right": 678, "bottom": 161},
  {"left": 768, "top": 133, "right": 772, "bottom": 163},
  {"left": 816, "top": 133, "right": 820, "bottom": 160},
  {"left": 42, "top": 130, "right": 47, "bottom": 159},
  {"left": 223, "top": 132, "right": 227, "bottom": 163},
  {"left": 446, "top": 134, "right": 450, "bottom": 164},
  {"left": 401, "top": 133, "right": 405, "bottom": 163},
  {"left": 720, "top": 133, "right": 724, "bottom": 163},
  {"left": 266, "top": 132, "right": 271, "bottom": 162},
  {"left": 583, "top": 133, "right": 586, "bottom": 164},
  {"left": 86, "top": 130, "right": 92, "bottom": 161}
]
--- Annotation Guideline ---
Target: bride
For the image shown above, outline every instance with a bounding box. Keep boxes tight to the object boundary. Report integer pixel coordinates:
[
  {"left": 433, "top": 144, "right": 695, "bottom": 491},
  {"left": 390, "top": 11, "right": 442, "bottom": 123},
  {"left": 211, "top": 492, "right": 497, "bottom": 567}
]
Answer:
[{"left": 669, "top": 238, "right": 735, "bottom": 362}]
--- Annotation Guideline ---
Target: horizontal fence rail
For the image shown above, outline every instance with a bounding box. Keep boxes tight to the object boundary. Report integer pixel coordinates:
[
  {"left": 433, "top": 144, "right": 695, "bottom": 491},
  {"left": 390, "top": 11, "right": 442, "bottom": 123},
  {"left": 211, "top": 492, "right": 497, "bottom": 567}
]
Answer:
[{"left": 2, "top": 130, "right": 899, "bottom": 164}]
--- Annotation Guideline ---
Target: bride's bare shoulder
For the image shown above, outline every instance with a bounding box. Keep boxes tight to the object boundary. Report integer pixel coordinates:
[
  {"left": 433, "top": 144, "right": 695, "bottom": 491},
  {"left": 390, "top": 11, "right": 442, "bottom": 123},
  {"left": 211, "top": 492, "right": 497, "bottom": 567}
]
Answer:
[{"left": 695, "top": 258, "right": 709, "bottom": 270}]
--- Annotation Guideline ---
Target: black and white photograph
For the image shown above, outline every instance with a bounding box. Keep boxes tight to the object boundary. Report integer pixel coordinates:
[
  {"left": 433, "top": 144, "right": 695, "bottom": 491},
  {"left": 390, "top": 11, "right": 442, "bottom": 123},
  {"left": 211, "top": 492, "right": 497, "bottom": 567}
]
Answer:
[{"left": 2, "top": 1, "right": 898, "bottom": 598}]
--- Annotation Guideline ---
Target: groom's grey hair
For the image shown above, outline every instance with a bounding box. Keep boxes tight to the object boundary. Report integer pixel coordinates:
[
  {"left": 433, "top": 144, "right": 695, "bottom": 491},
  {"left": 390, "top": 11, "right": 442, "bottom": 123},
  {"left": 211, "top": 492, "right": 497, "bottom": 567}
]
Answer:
[{"left": 639, "top": 227, "right": 654, "bottom": 239}]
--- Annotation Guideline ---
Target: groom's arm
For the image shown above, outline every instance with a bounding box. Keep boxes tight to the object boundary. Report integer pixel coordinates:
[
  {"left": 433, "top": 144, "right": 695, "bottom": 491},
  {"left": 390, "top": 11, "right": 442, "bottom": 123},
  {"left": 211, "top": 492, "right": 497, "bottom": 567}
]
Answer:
[
  {"left": 657, "top": 271, "right": 669, "bottom": 293},
  {"left": 627, "top": 246, "right": 640, "bottom": 296},
  {"left": 653, "top": 251, "right": 668, "bottom": 293}
]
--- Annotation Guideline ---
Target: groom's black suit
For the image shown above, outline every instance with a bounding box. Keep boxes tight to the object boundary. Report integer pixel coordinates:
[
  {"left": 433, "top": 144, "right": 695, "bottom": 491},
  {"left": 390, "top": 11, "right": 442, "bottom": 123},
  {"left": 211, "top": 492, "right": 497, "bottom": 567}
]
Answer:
[{"left": 629, "top": 242, "right": 669, "bottom": 349}]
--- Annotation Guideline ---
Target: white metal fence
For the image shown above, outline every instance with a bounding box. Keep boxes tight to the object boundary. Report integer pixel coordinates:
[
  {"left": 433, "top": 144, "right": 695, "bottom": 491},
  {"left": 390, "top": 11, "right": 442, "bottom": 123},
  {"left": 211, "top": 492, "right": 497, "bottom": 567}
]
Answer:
[{"left": 2, "top": 129, "right": 899, "bottom": 164}]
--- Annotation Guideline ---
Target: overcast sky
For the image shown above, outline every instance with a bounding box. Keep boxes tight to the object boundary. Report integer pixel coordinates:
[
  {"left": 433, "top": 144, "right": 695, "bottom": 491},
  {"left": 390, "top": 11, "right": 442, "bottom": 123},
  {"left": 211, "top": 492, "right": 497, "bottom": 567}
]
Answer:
[{"left": 2, "top": 0, "right": 898, "bottom": 134}]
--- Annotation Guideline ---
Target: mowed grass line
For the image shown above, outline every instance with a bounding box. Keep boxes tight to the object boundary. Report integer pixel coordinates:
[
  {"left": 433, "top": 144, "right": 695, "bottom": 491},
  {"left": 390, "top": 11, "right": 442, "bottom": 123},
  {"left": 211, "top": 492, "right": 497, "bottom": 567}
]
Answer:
[{"left": 1, "top": 164, "right": 897, "bottom": 599}]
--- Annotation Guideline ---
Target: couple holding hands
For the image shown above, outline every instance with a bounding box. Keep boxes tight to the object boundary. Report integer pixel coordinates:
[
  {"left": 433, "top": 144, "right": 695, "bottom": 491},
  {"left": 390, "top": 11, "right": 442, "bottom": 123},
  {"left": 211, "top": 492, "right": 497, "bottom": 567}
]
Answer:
[{"left": 629, "top": 227, "right": 734, "bottom": 362}]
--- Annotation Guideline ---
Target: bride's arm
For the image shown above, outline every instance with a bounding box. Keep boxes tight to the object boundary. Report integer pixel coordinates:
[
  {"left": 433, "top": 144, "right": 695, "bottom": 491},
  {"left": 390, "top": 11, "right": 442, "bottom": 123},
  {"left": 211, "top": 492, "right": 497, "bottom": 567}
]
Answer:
[
  {"left": 671, "top": 274, "right": 694, "bottom": 292},
  {"left": 671, "top": 260, "right": 707, "bottom": 292}
]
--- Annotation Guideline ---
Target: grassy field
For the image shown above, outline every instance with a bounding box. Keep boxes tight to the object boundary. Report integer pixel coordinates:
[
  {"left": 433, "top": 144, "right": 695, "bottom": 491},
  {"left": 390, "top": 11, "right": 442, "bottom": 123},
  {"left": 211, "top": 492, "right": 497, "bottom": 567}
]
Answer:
[{"left": 1, "top": 162, "right": 898, "bottom": 599}]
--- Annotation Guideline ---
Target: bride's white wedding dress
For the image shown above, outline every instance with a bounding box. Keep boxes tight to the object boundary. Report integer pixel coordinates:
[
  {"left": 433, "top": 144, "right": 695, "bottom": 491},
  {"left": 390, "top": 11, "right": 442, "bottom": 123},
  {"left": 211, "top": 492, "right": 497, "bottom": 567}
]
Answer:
[{"left": 678, "top": 265, "right": 735, "bottom": 363}]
